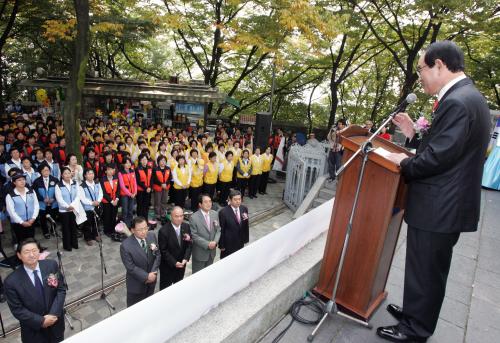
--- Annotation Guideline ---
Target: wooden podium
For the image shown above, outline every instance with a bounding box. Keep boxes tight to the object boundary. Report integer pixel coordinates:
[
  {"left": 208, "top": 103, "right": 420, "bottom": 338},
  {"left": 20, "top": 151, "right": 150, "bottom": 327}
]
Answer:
[{"left": 314, "top": 125, "right": 411, "bottom": 321}]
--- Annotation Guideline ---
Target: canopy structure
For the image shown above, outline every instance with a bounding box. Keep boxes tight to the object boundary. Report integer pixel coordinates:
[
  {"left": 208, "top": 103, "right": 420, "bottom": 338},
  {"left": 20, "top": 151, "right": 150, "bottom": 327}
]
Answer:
[{"left": 19, "top": 77, "right": 226, "bottom": 104}]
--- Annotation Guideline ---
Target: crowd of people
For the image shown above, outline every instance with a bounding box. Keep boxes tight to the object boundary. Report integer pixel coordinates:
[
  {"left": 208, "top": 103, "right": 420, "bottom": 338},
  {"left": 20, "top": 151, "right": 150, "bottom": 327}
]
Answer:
[{"left": 0, "top": 112, "right": 279, "bottom": 252}]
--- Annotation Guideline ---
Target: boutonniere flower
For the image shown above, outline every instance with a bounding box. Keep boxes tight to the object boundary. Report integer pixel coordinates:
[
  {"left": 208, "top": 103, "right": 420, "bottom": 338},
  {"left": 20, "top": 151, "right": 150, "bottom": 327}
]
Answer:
[
  {"left": 47, "top": 273, "right": 58, "bottom": 288},
  {"left": 149, "top": 243, "right": 158, "bottom": 251},
  {"left": 182, "top": 233, "right": 191, "bottom": 242},
  {"left": 241, "top": 212, "right": 248, "bottom": 221},
  {"left": 414, "top": 116, "right": 431, "bottom": 138},
  {"left": 212, "top": 220, "right": 219, "bottom": 227}
]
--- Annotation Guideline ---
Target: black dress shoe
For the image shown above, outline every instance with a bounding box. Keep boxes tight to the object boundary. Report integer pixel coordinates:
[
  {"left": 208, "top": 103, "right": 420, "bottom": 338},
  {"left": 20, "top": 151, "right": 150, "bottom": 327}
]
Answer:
[
  {"left": 387, "top": 304, "right": 404, "bottom": 321},
  {"left": 377, "top": 326, "right": 426, "bottom": 342}
]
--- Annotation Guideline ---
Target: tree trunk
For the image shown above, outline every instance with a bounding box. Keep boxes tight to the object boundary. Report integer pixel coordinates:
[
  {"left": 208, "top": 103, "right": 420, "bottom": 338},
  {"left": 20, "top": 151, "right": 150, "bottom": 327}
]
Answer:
[
  {"left": 63, "top": 0, "right": 89, "bottom": 159},
  {"left": 328, "top": 81, "right": 339, "bottom": 128},
  {"left": 0, "top": 0, "right": 19, "bottom": 109}
]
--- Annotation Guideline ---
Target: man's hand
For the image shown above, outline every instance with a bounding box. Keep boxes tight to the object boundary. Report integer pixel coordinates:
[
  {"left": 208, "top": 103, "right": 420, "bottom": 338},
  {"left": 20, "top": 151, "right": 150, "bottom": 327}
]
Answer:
[
  {"left": 181, "top": 259, "right": 188, "bottom": 266},
  {"left": 146, "top": 272, "right": 157, "bottom": 283},
  {"left": 392, "top": 113, "right": 415, "bottom": 139},
  {"left": 42, "top": 315, "right": 58, "bottom": 328},
  {"left": 175, "top": 262, "right": 184, "bottom": 268},
  {"left": 208, "top": 241, "right": 216, "bottom": 250},
  {"left": 386, "top": 152, "right": 408, "bottom": 166}
]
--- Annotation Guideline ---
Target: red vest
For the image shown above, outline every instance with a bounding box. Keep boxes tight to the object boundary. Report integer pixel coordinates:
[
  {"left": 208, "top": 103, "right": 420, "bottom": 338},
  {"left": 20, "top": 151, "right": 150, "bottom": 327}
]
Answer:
[
  {"left": 137, "top": 167, "right": 152, "bottom": 191},
  {"left": 102, "top": 178, "right": 118, "bottom": 203},
  {"left": 120, "top": 170, "right": 137, "bottom": 196},
  {"left": 153, "top": 168, "right": 170, "bottom": 192}
]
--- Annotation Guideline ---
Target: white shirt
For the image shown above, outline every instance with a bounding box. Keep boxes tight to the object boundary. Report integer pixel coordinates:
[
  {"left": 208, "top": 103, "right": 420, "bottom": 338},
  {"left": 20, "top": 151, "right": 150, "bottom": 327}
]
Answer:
[
  {"left": 23, "top": 263, "right": 43, "bottom": 286},
  {"left": 231, "top": 206, "right": 240, "bottom": 221},
  {"left": 437, "top": 74, "right": 467, "bottom": 101},
  {"left": 135, "top": 236, "right": 147, "bottom": 249},
  {"left": 172, "top": 223, "right": 181, "bottom": 239},
  {"left": 6, "top": 188, "right": 40, "bottom": 224},
  {"left": 43, "top": 177, "right": 50, "bottom": 190}
]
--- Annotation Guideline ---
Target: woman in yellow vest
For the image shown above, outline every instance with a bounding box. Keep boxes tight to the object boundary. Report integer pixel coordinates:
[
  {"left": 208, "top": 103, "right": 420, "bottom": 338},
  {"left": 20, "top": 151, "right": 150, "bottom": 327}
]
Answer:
[
  {"left": 259, "top": 146, "right": 274, "bottom": 194},
  {"left": 218, "top": 151, "right": 234, "bottom": 206},
  {"left": 172, "top": 155, "right": 191, "bottom": 209},
  {"left": 236, "top": 149, "right": 252, "bottom": 198},
  {"left": 189, "top": 149, "right": 204, "bottom": 211},
  {"left": 203, "top": 151, "right": 219, "bottom": 199},
  {"left": 249, "top": 147, "right": 262, "bottom": 198}
]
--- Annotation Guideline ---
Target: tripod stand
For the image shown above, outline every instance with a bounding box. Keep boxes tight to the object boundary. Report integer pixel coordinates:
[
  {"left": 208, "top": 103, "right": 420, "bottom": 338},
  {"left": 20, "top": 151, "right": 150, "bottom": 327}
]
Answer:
[
  {"left": 81, "top": 210, "right": 115, "bottom": 312},
  {"left": 308, "top": 107, "right": 408, "bottom": 341},
  {"left": 47, "top": 216, "right": 79, "bottom": 330}
]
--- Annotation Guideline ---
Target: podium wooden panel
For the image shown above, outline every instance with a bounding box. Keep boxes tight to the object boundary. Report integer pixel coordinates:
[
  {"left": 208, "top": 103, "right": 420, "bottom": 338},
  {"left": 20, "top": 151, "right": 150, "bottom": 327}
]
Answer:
[{"left": 314, "top": 126, "right": 411, "bottom": 321}]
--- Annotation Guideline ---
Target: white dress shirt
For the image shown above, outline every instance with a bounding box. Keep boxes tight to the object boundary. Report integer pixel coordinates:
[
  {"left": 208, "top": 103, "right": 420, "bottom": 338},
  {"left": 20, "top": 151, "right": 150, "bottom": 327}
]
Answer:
[
  {"left": 23, "top": 263, "right": 43, "bottom": 286},
  {"left": 437, "top": 74, "right": 467, "bottom": 101}
]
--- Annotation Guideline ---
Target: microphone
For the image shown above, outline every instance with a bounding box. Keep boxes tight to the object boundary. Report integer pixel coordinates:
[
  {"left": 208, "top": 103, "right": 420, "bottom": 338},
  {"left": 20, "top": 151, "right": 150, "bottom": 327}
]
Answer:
[
  {"left": 393, "top": 93, "right": 417, "bottom": 115},
  {"left": 92, "top": 209, "right": 100, "bottom": 220},
  {"left": 46, "top": 214, "right": 57, "bottom": 225}
]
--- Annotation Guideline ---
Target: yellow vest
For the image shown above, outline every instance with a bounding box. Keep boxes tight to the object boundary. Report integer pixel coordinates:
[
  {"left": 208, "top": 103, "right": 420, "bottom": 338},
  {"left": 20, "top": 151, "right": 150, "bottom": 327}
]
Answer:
[
  {"left": 173, "top": 166, "right": 190, "bottom": 190},
  {"left": 204, "top": 162, "right": 218, "bottom": 184},
  {"left": 237, "top": 159, "right": 251, "bottom": 179},
  {"left": 190, "top": 159, "right": 204, "bottom": 188},
  {"left": 168, "top": 157, "right": 178, "bottom": 170},
  {"left": 261, "top": 154, "right": 273, "bottom": 172},
  {"left": 250, "top": 154, "right": 262, "bottom": 175},
  {"left": 219, "top": 159, "right": 234, "bottom": 182}
]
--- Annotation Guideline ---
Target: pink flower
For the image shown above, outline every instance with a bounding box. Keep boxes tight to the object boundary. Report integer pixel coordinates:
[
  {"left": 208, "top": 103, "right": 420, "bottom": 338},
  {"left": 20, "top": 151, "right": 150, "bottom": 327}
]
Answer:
[
  {"left": 47, "top": 273, "right": 58, "bottom": 288},
  {"left": 414, "top": 116, "right": 431, "bottom": 137}
]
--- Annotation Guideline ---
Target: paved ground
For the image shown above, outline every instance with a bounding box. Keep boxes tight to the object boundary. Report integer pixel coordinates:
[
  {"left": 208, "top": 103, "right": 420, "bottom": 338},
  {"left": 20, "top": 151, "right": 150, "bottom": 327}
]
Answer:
[
  {"left": 0, "top": 179, "right": 289, "bottom": 342},
  {"left": 259, "top": 188, "right": 500, "bottom": 343}
]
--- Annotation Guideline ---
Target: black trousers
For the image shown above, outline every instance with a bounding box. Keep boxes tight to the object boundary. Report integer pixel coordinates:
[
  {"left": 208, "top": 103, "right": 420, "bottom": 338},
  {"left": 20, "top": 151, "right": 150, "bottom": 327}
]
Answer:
[
  {"left": 12, "top": 223, "right": 35, "bottom": 245},
  {"left": 102, "top": 202, "right": 118, "bottom": 234},
  {"left": 218, "top": 181, "right": 232, "bottom": 205},
  {"left": 59, "top": 211, "right": 78, "bottom": 251},
  {"left": 136, "top": 191, "right": 151, "bottom": 220},
  {"left": 83, "top": 210, "right": 98, "bottom": 241},
  {"left": 249, "top": 174, "right": 261, "bottom": 196},
  {"left": 237, "top": 178, "right": 249, "bottom": 197},
  {"left": 259, "top": 171, "right": 270, "bottom": 193},
  {"left": 159, "top": 266, "right": 185, "bottom": 290},
  {"left": 397, "top": 226, "right": 460, "bottom": 338},
  {"left": 189, "top": 186, "right": 202, "bottom": 211},
  {"left": 203, "top": 183, "right": 216, "bottom": 200},
  {"left": 39, "top": 207, "right": 58, "bottom": 235},
  {"left": 174, "top": 188, "right": 188, "bottom": 208}
]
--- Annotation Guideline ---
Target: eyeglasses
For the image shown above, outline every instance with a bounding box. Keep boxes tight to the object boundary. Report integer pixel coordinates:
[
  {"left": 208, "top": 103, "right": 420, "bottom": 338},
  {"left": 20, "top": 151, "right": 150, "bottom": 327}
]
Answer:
[{"left": 416, "top": 64, "right": 429, "bottom": 76}]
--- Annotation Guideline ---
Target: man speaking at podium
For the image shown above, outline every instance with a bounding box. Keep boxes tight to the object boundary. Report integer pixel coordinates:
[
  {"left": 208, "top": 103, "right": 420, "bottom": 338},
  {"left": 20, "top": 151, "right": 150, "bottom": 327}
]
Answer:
[{"left": 380, "top": 41, "right": 490, "bottom": 342}]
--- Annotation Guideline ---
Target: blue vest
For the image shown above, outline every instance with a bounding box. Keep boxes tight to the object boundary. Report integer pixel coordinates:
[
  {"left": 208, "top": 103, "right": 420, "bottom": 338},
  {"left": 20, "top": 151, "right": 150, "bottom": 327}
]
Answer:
[
  {"left": 24, "top": 171, "right": 40, "bottom": 186},
  {"left": 10, "top": 189, "right": 36, "bottom": 221},
  {"left": 81, "top": 182, "right": 101, "bottom": 211},
  {"left": 34, "top": 177, "right": 58, "bottom": 210},
  {"left": 58, "top": 181, "right": 78, "bottom": 211}
]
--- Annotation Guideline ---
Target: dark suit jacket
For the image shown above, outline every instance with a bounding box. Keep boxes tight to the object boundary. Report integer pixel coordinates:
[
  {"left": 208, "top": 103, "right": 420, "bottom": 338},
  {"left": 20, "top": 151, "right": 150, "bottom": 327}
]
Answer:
[
  {"left": 158, "top": 222, "right": 192, "bottom": 270},
  {"left": 120, "top": 231, "right": 161, "bottom": 295},
  {"left": 4, "top": 259, "right": 66, "bottom": 343},
  {"left": 218, "top": 205, "right": 249, "bottom": 256},
  {"left": 401, "top": 78, "right": 490, "bottom": 233}
]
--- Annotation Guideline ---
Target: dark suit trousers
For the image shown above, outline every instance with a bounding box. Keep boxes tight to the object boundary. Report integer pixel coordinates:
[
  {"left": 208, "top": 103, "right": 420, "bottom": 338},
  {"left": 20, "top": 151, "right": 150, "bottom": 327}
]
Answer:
[
  {"left": 249, "top": 174, "right": 260, "bottom": 196},
  {"left": 159, "top": 266, "right": 185, "bottom": 290},
  {"left": 136, "top": 191, "right": 151, "bottom": 220},
  {"left": 127, "top": 286, "right": 155, "bottom": 308},
  {"left": 189, "top": 186, "right": 202, "bottom": 211},
  {"left": 398, "top": 226, "right": 460, "bottom": 337},
  {"left": 12, "top": 223, "right": 35, "bottom": 245}
]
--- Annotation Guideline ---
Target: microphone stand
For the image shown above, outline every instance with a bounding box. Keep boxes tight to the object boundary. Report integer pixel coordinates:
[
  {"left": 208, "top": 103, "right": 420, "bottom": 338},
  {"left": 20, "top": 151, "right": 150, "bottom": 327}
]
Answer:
[
  {"left": 47, "top": 217, "right": 78, "bottom": 330},
  {"left": 81, "top": 209, "right": 116, "bottom": 312},
  {"left": 308, "top": 108, "right": 405, "bottom": 341}
]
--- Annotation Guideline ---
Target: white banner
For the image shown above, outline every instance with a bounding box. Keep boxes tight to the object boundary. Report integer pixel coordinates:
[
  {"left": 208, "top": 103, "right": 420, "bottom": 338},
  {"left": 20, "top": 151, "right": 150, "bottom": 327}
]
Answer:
[{"left": 65, "top": 199, "right": 333, "bottom": 343}]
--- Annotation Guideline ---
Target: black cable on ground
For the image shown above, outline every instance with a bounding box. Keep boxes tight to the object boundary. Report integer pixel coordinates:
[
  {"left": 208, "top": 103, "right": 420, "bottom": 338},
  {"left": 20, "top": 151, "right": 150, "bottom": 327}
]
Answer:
[{"left": 272, "top": 295, "right": 324, "bottom": 343}]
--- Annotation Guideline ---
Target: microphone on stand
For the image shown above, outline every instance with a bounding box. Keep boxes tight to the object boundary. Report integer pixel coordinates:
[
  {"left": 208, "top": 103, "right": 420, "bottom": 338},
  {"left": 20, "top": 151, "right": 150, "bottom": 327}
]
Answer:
[
  {"left": 392, "top": 93, "right": 417, "bottom": 116},
  {"left": 92, "top": 209, "right": 100, "bottom": 220},
  {"left": 46, "top": 214, "right": 57, "bottom": 225}
]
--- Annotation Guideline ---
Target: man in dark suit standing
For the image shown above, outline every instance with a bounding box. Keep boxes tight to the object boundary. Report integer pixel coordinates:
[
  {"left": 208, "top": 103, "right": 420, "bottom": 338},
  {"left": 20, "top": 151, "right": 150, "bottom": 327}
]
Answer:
[
  {"left": 158, "top": 206, "right": 192, "bottom": 290},
  {"left": 120, "top": 216, "right": 161, "bottom": 307},
  {"left": 379, "top": 41, "right": 490, "bottom": 342},
  {"left": 4, "top": 238, "right": 66, "bottom": 343},
  {"left": 218, "top": 189, "right": 249, "bottom": 258}
]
